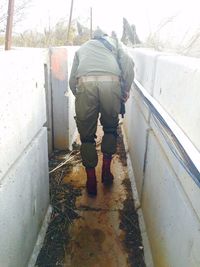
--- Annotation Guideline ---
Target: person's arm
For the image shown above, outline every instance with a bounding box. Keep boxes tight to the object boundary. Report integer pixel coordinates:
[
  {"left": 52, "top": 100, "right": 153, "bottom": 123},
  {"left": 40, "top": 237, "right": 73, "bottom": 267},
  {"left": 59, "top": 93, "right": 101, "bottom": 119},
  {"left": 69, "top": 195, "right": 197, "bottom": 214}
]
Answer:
[
  {"left": 117, "top": 43, "right": 135, "bottom": 101},
  {"left": 69, "top": 52, "right": 79, "bottom": 96}
]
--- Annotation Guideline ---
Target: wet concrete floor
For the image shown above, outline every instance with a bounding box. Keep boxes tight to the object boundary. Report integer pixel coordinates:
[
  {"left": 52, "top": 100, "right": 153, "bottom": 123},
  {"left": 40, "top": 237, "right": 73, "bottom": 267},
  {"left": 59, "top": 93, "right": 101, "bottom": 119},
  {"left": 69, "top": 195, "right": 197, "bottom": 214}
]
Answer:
[
  {"left": 36, "top": 125, "right": 145, "bottom": 267},
  {"left": 62, "top": 127, "right": 141, "bottom": 267},
  {"left": 64, "top": 156, "right": 129, "bottom": 267}
]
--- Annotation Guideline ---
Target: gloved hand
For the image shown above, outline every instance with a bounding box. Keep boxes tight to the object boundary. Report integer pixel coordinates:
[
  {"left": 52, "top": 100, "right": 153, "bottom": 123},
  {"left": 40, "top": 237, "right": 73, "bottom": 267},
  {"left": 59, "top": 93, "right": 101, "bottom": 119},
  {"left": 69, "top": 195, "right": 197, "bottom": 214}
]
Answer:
[{"left": 121, "top": 91, "right": 130, "bottom": 103}]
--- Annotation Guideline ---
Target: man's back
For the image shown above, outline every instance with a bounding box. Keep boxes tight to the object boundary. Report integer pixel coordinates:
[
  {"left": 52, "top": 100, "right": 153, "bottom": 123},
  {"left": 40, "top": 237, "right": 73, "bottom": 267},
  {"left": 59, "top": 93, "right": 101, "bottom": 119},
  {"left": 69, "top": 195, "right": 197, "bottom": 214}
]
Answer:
[
  {"left": 69, "top": 32, "right": 134, "bottom": 96},
  {"left": 75, "top": 38, "right": 121, "bottom": 77}
]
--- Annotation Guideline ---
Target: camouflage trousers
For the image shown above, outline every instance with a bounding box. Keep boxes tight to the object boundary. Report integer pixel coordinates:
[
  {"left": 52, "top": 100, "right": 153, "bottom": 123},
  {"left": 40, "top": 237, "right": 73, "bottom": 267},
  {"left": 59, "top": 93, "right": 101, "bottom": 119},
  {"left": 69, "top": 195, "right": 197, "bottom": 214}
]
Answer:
[{"left": 75, "top": 77, "right": 121, "bottom": 168}]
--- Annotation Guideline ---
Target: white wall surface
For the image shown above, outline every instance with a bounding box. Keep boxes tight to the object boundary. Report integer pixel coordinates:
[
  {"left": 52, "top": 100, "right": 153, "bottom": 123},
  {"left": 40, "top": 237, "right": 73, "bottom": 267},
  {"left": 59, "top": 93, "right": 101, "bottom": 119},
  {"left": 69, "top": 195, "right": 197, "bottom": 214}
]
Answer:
[
  {"left": 125, "top": 48, "right": 200, "bottom": 267},
  {"left": 143, "top": 119, "right": 200, "bottom": 267},
  {"left": 124, "top": 90, "right": 149, "bottom": 197},
  {"left": 0, "top": 49, "right": 47, "bottom": 181},
  {"left": 67, "top": 46, "right": 79, "bottom": 148},
  {"left": 2, "top": 45, "right": 199, "bottom": 267},
  {"left": 128, "top": 48, "right": 163, "bottom": 95},
  {"left": 0, "top": 128, "right": 49, "bottom": 267},
  {"left": 44, "top": 55, "right": 53, "bottom": 154},
  {"left": 50, "top": 46, "right": 78, "bottom": 150},
  {"left": 50, "top": 47, "right": 69, "bottom": 149},
  {"left": 153, "top": 55, "right": 200, "bottom": 152},
  {"left": 0, "top": 49, "right": 49, "bottom": 267}
]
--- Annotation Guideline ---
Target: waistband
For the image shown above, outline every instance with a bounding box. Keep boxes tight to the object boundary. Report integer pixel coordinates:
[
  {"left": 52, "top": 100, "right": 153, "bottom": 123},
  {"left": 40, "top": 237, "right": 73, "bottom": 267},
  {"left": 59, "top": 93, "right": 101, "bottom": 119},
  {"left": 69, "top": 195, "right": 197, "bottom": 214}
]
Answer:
[{"left": 78, "top": 75, "right": 119, "bottom": 82}]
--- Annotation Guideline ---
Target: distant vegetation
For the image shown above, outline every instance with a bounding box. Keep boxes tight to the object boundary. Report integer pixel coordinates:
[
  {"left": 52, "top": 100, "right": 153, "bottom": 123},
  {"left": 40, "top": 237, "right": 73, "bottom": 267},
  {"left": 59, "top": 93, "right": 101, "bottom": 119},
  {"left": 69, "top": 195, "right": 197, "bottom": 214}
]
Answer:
[
  {"left": 142, "top": 16, "right": 200, "bottom": 58},
  {"left": 0, "top": 2, "right": 199, "bottom": 58},
  {"left": 0, "top": 18, "right": 91, "bottom": 47}
]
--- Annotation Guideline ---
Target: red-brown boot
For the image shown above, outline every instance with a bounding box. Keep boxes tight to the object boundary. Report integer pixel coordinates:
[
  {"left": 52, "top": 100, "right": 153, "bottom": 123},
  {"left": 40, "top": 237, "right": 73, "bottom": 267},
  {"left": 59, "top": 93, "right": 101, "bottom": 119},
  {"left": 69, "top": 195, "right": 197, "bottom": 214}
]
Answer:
[
  {"left": 102, "top": 154, "right": 114, "bottom": 185},
  {"left": 86, "top": 168, "right": 97, "bottom": 196}
]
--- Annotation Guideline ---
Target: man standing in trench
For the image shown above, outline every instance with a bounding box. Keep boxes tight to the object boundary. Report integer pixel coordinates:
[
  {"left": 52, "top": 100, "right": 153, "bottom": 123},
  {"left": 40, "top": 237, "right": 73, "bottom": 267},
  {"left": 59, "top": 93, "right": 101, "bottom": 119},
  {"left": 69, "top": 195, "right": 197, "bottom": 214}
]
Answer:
[{"left": 69, "top": 28, "right": 134, "bottom": 196}]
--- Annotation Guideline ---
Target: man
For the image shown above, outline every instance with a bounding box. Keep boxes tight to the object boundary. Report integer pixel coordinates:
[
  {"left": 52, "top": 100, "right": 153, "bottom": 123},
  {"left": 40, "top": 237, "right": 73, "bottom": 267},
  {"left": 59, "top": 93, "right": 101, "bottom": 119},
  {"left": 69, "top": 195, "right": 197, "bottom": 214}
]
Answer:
[{"left": 69, "top": 28, "right": 134, "bottom": 196}]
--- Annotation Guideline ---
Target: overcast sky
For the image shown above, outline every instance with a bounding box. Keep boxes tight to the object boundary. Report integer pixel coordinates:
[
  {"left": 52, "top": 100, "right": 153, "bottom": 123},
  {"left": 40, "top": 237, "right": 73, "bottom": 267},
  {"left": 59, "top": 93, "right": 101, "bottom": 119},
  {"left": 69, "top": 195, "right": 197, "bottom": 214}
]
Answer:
[{"left": 15, "top": 0, "right": 200, "bottom": 42}]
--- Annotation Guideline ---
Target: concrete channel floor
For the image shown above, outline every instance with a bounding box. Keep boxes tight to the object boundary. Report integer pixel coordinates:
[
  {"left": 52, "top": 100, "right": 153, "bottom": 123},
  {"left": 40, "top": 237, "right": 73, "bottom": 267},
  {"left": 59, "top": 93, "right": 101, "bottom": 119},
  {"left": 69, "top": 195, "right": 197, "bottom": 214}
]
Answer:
[
  {"left": 64, "top": 154, "right": 128, "bottom": 266},
  {"left": 35, "top": 125, "right": 146, "bottom": 267},
  {"left": 62, "top": 126, "right": 145, "bottom": 267}
]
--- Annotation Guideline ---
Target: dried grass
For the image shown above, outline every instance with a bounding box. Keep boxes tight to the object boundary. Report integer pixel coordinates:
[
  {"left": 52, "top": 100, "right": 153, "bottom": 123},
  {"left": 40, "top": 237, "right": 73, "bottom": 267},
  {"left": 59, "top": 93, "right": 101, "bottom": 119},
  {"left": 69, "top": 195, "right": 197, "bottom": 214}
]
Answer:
[{"left": 136, "top": 16, "right": 200, "bottom": 58}]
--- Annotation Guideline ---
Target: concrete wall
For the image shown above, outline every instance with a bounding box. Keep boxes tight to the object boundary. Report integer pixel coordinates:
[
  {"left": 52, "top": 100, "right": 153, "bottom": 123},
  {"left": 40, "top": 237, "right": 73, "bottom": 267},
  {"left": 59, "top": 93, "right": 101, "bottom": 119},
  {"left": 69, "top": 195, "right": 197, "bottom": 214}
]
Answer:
[
  {"left": 128, "top": 48, "right": 163, "bottom": 95},
  {"left": 3, "top": 46, "right": 199, "bottom": 267},
  {"left": 124, "top": 48, "right": 200, "bottom": 267},
  {"left": 44, "top": 52, "right": 53, "bottom": 154},
  {"left": 50, "top": 46, "right": 77, "bottom": 150},
  {"left": 0, "top": 49, "right": 49, "bottom": 267},
  {"left": 153, "top": 55, "right": 200, "bottom": 152},
  {"left": 67, "top": 46, "right": 79, "bottom": 149}
]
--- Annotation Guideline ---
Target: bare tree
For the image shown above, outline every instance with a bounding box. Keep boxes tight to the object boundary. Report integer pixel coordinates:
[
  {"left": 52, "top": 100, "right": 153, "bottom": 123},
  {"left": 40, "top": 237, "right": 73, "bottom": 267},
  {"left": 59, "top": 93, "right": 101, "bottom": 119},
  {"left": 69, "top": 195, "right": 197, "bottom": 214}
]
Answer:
[
  {"left": 121, "top": 17, "right": 141, "bottom": 46},
  {"left": 0, "top": 0, "right": 32, "bottom": 33}
]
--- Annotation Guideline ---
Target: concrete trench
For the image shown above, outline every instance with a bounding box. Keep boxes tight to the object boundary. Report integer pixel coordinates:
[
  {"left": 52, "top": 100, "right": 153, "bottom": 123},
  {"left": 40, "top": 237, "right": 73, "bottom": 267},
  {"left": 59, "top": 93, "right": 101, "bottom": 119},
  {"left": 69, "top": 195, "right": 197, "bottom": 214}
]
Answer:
[
  {"left": 36, "top": 125, "right": 145, "bottom": 267},
  {"left": 1, "top": 47, "right": 200, "bottom": 267}
]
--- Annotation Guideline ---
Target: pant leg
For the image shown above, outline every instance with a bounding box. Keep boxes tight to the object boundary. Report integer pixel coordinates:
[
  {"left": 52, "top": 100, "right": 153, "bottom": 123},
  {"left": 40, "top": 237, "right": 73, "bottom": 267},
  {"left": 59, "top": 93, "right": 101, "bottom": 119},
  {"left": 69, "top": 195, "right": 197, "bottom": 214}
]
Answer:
[
  {"left": 75, "top": 80, "right": 99, "bottom": 168},
  {"left": 98, "top": 80, "right": 121, "bottom": 155}
]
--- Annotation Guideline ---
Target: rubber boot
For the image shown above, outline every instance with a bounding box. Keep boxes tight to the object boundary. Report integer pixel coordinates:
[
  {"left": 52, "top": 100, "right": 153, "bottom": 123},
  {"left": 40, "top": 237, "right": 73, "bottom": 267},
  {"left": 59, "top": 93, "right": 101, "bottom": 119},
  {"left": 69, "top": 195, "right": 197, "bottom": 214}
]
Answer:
[
  {"left": 102, "top": 154, "right": 114, "bottom": 185},
  {"left": 86, "top": 168, "right": 97, "bottom": 196}
]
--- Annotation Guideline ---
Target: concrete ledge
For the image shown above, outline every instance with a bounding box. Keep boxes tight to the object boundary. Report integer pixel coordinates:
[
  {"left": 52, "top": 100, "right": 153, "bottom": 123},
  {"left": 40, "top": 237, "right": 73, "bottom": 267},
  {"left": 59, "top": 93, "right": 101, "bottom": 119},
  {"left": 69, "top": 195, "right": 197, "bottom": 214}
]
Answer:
[
  {"left": 153, "top": 55, "right": 200, "bottom": 152},
  {"left": 128, "top": 48, "right": 162, "bottom": 94},
  {"left": 0, "top": 128, "right": 49, "bottom": 267}
]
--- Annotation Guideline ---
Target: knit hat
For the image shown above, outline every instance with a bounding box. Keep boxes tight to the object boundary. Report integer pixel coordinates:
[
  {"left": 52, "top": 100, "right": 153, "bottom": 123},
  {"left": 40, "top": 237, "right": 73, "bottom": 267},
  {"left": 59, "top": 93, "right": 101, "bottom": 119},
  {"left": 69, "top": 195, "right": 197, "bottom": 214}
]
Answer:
[{"left": 93, "top": 27, "right": 107, "bottom": 39}]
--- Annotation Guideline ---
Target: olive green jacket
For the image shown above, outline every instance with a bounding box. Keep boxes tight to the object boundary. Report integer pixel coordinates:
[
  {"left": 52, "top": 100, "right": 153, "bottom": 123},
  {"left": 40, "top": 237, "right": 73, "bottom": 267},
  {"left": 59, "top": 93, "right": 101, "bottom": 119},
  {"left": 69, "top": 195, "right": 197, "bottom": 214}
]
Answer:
[{"left": 69, "top": 36, "right": 134, "bottom": 95}]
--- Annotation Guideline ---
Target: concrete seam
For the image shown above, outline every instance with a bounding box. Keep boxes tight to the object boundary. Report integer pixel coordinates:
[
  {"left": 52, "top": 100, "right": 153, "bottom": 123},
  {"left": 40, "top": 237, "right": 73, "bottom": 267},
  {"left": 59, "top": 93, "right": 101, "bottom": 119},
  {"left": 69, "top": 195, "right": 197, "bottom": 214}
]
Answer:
[
  {"left": 44, "top": 57, "right": 53, "bottom": 154},
  {"left": 65, "top": 93, "right": 70, "bottom": 147},
  {"left": 139, "top": 101, "right": 152, "bottom": 204},
  {"left": 151, "top": 53, "right": 172, "bottom": 97},
  {"left": 150, "top": 54, "right": 161, "bottom": 96},
  {"left": 122, "top": 123, "right": 154, "bottom": 267},
  {"left": 121, "top": 123, "right": 141, "bottom": 209},
  {"left": 132, "top": 89, "right": 149, "bottom": 123},
  {"left": 49, "top": 48, "right": 55, "bottom": 151}
]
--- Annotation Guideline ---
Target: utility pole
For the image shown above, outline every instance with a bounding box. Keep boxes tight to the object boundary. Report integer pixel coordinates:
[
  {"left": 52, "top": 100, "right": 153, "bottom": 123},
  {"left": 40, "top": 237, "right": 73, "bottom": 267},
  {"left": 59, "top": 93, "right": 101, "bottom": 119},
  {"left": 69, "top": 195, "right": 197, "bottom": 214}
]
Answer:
[
  {"left": 90, "top": 7, "right": 93, "bottom": 39},
  {"left": 67, "top": 0, "right": 74, "bottom": 44},
  {"left": 5, "top": 0, "right": 15, "bottom": 50}
]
